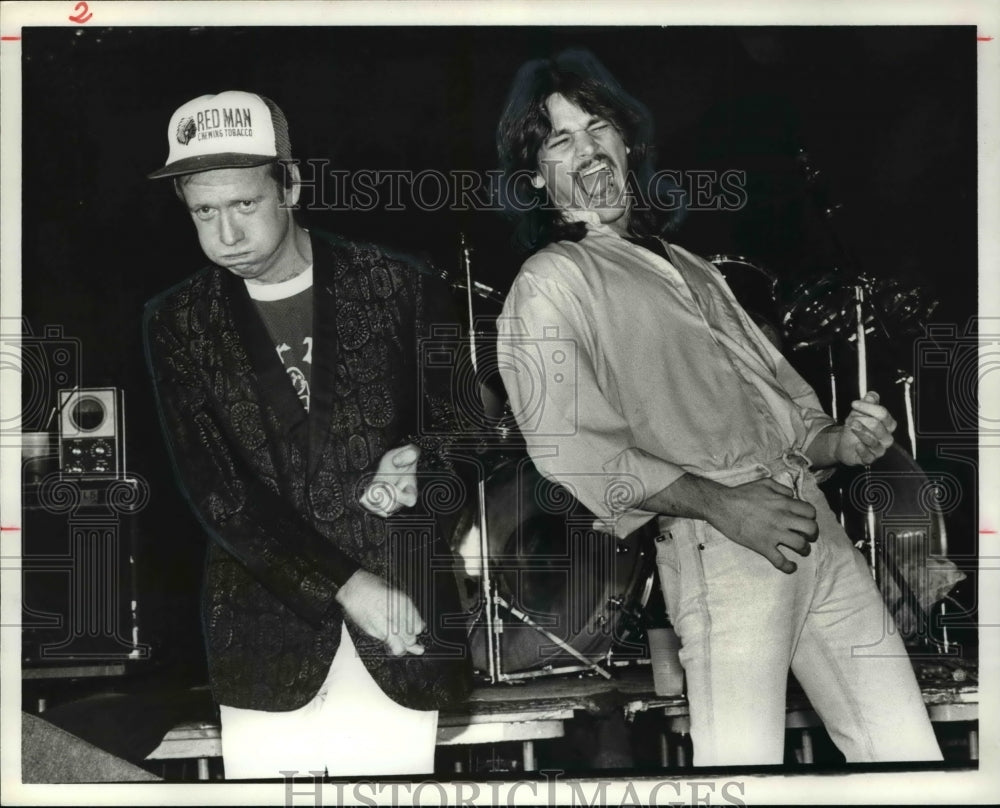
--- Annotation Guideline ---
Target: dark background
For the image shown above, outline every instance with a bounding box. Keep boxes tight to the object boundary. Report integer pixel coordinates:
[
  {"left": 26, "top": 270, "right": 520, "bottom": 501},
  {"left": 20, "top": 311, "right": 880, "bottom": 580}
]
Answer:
[{"left": 20, "top": 26, "right": 980, "bottom": 683}]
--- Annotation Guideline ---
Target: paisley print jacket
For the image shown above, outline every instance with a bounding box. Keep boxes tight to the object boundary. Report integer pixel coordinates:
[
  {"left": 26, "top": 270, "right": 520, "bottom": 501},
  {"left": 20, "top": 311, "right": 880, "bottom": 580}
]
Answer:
[{"left": 144, "top": 230, "right": 473, "bottom": 711}]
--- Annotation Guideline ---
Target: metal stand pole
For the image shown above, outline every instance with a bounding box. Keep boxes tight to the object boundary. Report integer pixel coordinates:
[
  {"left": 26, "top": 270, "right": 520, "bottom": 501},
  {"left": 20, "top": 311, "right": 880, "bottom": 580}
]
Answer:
[
  {"left": 855, "top": 284, "right": 878, "bottom": 582},
  {"left": 460, "top": 233, "right": 501, "bottom": 683}
]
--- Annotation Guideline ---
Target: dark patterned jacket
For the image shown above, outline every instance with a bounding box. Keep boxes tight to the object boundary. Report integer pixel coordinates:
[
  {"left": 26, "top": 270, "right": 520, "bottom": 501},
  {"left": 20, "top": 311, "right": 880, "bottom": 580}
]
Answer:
[{"left": 143, "top": 230, "right": 473, "bottom": 712}]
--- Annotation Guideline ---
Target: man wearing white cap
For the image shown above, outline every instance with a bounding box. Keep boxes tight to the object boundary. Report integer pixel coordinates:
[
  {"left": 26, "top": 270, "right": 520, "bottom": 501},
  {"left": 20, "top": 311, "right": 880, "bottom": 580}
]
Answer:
[{"left": 144, "top": 91, "right": 471, "bottom": 778}]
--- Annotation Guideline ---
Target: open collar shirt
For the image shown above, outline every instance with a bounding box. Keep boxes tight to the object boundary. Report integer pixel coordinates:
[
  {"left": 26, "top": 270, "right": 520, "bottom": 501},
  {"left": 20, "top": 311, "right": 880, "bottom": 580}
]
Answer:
[{"left": 497, "top": 212, "right": 835, "bottom": 538}]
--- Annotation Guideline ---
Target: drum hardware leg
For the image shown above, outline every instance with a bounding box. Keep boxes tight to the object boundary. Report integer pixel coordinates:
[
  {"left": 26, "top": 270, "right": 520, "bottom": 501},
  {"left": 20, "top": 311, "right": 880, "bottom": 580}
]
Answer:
[
  {"left": 667, "top": 716, "right": 691, "bottom": 768},
  {"left": 659, "top": 731, "right": 670, "bottom": 767},
  {"left": 493, "top": 594, "right": 613, "bottom": 680},
  {"left": 799, "top": 729, "right": 815, "bottom": 765},
  {"left": 521, "top": 740, "right": 536, "bottom": 771}
]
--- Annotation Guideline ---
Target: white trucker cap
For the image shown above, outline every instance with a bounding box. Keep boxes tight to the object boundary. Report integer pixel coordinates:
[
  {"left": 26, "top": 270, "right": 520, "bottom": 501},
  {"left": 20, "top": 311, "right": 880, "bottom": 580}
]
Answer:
[{"left": 148, "top": 90, "right": 291, "bottom": 179}]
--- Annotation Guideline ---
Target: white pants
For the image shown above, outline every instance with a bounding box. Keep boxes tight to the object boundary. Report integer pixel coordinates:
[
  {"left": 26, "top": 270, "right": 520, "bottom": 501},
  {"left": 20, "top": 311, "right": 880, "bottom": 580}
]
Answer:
[
  {"left": 655, "top": 457, "right": 942, "bottom": 766},
  {"left": 219, "top": 623, "right": 438, "bottom": 779}
]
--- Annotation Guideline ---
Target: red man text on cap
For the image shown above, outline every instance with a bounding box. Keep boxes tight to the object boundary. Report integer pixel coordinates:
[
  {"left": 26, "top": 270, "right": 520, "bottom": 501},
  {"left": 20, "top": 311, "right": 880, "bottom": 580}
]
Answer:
[{"left": 195, "top": 107, "right": 253, "bottom": 131}]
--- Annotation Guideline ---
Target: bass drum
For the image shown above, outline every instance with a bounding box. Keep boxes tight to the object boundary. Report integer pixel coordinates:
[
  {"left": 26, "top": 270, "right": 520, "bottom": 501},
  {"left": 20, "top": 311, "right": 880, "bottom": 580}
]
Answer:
[
  {"left": 453, "top": 457, "right": 657, "bottom": 675},
  {"left": 822, "top": 442, "right": 966, "bottom": 642}
]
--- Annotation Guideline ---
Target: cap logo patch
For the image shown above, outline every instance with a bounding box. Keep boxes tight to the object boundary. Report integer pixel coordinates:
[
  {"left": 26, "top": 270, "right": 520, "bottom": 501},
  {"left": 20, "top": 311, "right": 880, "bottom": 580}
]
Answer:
[{"left": 176, "top": 116, "right": 197, "bottom": 145}]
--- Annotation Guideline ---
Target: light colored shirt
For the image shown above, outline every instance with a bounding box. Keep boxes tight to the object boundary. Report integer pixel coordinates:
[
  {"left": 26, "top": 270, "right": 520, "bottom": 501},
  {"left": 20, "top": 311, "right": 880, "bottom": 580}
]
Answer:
[{"left": 496, "top": 212, "right": 835, "bottom": 538}]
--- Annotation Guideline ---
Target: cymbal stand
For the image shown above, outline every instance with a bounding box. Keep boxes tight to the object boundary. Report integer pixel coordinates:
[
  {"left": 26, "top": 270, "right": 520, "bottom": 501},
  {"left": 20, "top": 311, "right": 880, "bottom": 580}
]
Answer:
[
  {"left": 826, "top": 345, "right": 852, "bottom": 529},
  {"left": 460, "top": 233, "right": 501, "bottom": 683},
  {"left": 798, "top": 145, "right": 952, "bottom": 648},
  {"left": 853, "top": 283, "right": 879, "bottom": 583},
  {"left": 798, "top": 144, "right": 886, "bottom": 585}
]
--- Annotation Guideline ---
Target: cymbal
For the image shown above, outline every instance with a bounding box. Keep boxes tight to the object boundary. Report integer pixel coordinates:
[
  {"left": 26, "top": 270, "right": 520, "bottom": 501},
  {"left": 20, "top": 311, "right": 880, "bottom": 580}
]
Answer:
[{"left": 781, "top": 273, "right": 871, "bottom": 349}]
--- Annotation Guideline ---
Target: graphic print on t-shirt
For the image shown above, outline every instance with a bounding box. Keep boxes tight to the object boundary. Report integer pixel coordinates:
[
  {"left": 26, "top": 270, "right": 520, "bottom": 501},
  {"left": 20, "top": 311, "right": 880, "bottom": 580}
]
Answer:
[
  {"left": 246, "top": 266, "right": 315, "bottom": 414},
  {"left": 275, "top": 337, "right": 313, "bottom": 412}
]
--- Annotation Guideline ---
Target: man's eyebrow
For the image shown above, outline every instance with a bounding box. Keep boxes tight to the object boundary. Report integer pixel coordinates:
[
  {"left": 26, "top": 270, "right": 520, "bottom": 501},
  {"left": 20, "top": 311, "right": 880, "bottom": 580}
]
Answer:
[{"left": 547, "top": 115, "right": 603, "bottom": 137}]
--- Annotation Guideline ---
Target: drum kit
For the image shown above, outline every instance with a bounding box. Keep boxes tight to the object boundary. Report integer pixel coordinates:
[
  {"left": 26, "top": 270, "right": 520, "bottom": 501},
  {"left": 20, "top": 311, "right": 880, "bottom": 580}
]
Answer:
[
  {"left": 445, "top": 222, "right": 962, "bottom": 684},
  {"left": 446, "top": 236, "right": 660, "bottom": 684},
  {"left": 709, "top": 254, "right": 964, "bottom": 649}
]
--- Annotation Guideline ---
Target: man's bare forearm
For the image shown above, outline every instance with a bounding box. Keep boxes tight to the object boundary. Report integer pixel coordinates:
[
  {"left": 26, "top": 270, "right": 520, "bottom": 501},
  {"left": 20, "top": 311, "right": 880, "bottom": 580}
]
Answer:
[
  {"left": 803, "top": 424, "right": 844, "bottom": 469},
  {"left": 642, "top": 473, "right": 728, "bottom": 522}
]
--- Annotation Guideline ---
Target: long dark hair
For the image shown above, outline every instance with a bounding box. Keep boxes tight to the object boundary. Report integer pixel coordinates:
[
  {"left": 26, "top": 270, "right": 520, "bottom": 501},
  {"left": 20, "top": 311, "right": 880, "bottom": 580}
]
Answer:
[{"left": 497, "top": 49, "right": 678, "bottom": 253}]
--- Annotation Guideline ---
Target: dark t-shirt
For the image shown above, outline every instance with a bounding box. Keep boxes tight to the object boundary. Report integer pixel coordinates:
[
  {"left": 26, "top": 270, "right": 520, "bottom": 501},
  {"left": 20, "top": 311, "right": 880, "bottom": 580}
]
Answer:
[{"left": 246, "top": 267, "right": 314, "bottom": 412}]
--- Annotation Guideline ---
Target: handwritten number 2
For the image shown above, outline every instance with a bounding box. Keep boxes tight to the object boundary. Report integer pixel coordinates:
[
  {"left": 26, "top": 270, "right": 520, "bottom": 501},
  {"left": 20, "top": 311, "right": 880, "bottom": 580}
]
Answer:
[{"left": 69, "top": 1, "right": 93, "bottom": 24}]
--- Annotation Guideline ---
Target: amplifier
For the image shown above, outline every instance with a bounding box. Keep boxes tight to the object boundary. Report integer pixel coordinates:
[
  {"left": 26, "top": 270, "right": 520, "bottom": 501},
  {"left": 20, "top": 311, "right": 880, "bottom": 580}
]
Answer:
[
  {"left": 57, "top": 387, "right": 123, "bottom": 476},
  {"left": 21, "top": 476, "right": 150, "bottom": 666}
]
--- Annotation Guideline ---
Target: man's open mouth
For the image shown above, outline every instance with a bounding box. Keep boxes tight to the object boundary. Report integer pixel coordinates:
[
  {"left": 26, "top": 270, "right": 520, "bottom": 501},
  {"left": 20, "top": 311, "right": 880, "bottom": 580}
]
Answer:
[
  {"left": 577, "top": 161, "right": 619, "bottom": 201},
  {"left": 579, "top": 161, "right": 610, "bottom": 178}
]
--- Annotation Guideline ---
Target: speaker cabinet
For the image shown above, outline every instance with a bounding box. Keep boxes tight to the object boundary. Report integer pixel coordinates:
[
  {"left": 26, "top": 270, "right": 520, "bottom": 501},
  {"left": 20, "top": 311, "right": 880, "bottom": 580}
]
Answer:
[{"left": 22, "top": 476, "right": 149, "bottom": 666}]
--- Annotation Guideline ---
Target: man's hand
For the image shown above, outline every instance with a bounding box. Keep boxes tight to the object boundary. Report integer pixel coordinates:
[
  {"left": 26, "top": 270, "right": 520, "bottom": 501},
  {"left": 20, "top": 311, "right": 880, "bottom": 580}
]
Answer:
[
  {"left": 335, "top": 569, "right": 426, "bottom": 656},
  {"left": 834, "top": 391, "right": 896, "bottom": 466},
  {"left": 359, "top": 443, "right": 420, "bottom": 518},
  {"left": 705, "top": 478, "right": 819, "bottom": 574},
  {"left": 644, "top": 474, "right": 818, "bottom": 575}
]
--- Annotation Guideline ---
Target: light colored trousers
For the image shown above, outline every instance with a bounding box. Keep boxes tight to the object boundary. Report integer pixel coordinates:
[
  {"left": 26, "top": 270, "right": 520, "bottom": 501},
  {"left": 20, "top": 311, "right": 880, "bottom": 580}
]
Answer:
[
  {"left": 654, "top": 454, "right": 942, "bottom": 766},
  {"left": 219, "top": 623, "right": 438, "bottom": 779}
]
